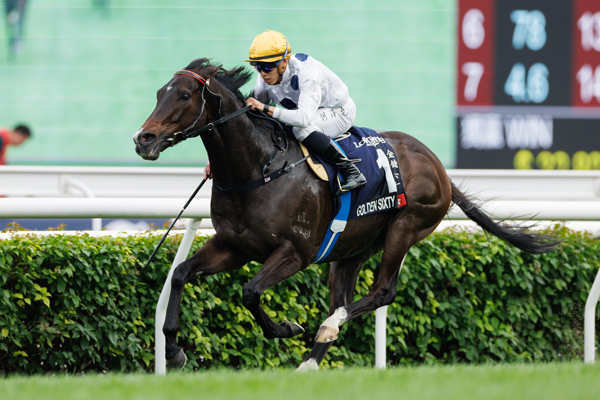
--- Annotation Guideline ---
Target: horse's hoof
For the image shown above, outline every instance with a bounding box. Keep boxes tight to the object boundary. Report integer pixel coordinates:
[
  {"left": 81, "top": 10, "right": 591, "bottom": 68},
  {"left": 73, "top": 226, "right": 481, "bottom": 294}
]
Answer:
[
  {"left": 296, "top": 358, "right": 319, "bottom": 372},
  {"left": 280, "top": 320, "right": 305, "bottom": 338},
  {"left": 315, "top": 325, "right": 339, "bottom": 343},
  {"left": 166, "top": 349, "right": 187, "bottom": 371}
]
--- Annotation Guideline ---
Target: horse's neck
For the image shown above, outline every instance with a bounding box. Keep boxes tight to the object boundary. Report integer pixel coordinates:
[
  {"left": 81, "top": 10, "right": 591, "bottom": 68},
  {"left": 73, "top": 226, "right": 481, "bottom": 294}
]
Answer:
[{"left": 202, "top": 98, "right": 274, "bottom": 184}]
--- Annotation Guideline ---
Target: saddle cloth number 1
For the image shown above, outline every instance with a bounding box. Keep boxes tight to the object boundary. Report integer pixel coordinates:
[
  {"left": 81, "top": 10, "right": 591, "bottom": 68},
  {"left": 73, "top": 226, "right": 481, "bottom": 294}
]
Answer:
[{"left": 376, "top": 148, "right": 397, "bottom": 194}]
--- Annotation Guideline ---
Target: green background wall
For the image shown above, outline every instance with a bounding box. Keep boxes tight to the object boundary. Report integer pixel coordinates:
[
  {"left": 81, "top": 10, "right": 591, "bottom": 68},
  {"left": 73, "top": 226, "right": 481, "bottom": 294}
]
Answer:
[{"left": 0, "top": 0, "right": 456, "bottom": 167}]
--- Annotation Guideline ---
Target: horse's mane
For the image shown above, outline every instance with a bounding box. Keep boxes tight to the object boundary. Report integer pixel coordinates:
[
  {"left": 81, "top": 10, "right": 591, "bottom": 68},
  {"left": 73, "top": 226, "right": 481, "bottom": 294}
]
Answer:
[
  {"left": 184, "top": 58, "right": 277, "bottom": 133},
  {"left": 184, "top": 58, "right": 253, "bottom": 104}
]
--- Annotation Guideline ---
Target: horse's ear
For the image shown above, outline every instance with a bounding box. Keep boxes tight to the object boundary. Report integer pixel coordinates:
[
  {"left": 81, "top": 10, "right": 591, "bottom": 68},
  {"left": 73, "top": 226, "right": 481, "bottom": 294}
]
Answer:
[{"left": 205, "top": 65, "right": 223, "bottom": 77}]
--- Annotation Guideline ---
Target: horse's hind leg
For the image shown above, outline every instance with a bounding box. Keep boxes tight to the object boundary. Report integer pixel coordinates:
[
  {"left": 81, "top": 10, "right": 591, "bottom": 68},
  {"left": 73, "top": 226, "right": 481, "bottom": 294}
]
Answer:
[
  {"left": 163, "top": 237, "right": 247, "bottom": 369},
  {"left": 297, "top": 256, "right": 366, "bottom": 371},
  {"left": 314, "top": 222, "right": 430, "bottom": 343},
  {"left": 241, "top": 240, "right": 308, "bottom": 339}
]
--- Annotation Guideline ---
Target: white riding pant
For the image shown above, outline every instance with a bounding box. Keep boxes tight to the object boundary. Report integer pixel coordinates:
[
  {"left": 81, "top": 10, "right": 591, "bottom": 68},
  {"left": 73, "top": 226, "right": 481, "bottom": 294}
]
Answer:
[{"left": 292, "top": 98, "right": 356, "bottom": 142}]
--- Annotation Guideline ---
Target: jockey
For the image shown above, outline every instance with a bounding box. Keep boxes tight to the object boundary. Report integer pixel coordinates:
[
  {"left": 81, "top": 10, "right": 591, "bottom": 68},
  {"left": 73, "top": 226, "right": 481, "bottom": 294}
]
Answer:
[
  {"left": 244, "top": 30, "right": 366, "bottom": 195},
  {"left": 203, "top": 30, "right": 367, "bottom": 193}
]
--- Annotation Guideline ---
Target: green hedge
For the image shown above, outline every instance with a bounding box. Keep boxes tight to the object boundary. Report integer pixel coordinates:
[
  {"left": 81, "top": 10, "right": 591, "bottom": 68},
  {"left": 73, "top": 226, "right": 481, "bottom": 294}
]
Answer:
[{"left": 0, "top": 225, "right": 598, "bottom": 374}]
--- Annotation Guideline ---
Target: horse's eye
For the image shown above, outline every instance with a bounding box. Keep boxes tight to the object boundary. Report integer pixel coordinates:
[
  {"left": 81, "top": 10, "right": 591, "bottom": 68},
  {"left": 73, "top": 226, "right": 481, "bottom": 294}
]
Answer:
[{"left": 180, "top": 92, "right": 191, "bottom": 101}]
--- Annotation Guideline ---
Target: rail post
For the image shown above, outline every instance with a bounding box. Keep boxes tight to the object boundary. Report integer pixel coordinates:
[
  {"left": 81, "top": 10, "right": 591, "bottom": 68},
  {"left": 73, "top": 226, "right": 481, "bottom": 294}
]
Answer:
[
  {"left": 584, "top": 266, "right": 600, "bottom": 363},
  {"left": 154, "top": 218, "right": 202, "bottom": 375},
  {"left": 375, "top": 306, "right": 388, "bottom": 369}
]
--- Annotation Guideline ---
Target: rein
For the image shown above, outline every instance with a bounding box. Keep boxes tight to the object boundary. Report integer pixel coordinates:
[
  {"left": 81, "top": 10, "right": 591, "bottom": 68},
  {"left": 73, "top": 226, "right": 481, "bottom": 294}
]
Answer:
[
  {"left": 172, "top": 104, "right": 252, "bottom": 145},
  {"left": 168, "top": 69, "right": 308, "bottom": 192}
]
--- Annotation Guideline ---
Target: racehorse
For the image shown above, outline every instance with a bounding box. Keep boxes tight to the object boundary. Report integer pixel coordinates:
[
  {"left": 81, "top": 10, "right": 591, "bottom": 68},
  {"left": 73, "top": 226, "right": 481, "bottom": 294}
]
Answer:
[{"left": 133, "top": 58, "right": 557, "bottom": 371}]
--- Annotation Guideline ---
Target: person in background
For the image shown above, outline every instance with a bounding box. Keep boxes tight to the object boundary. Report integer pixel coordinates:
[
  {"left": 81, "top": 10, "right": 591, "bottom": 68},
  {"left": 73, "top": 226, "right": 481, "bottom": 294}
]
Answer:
[
  {"left": 4, "top": 0, "right": 28, "bottom": 55},
  {"left": 0, "top": 124, "right": 31, "bottom": 165}
]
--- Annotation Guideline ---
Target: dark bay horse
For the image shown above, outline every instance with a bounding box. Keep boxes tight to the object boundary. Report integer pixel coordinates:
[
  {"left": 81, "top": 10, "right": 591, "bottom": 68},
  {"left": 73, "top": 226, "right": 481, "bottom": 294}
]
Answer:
[{"left": 133, "top": 58, "right": 557, "bottom": 371}]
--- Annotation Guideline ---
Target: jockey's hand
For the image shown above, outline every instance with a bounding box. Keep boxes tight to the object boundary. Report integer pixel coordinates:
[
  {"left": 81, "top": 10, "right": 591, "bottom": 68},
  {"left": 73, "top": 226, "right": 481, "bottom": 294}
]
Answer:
[
  {"left": 246, "top": 97, "right": 264, "bottom": 111},
  {"left": 204, "top": 163, "right": 212, "bottom": 180}
]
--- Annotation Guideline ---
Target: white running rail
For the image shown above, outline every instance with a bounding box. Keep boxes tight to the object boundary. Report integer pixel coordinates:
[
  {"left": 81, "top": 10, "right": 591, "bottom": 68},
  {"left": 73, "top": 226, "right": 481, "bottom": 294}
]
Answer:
[{"left": 1, "top": 166, "right": 598, "bottom": 201}]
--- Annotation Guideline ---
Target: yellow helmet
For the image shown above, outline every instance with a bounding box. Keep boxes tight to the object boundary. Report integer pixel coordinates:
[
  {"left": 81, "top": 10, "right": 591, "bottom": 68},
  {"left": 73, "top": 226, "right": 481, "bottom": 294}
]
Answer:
[{"left": 244, "top": 30, "right": 292, "bottom": 64}]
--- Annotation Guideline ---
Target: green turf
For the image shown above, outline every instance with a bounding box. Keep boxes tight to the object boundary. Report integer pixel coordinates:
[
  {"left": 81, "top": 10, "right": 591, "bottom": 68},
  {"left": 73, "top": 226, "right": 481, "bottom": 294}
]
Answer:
[{"left": 2, "top": 363, "right": 600, "bottom": 400}]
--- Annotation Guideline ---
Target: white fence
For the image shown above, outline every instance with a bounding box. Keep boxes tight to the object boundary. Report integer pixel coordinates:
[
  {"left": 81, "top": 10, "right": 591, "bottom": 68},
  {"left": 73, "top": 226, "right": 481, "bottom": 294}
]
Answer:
[
  {"left": 0, "top": 165, "right": 213, "bottom": 198},
  {"left": 2, "top": 165, "right": 600, "bottom": 200},
  {"left": 0, "top": 197, "right": 211, "bottom": 219},
  {"left": 3, "top": 197, "right": 600, "bottom": 221},
  {"left": 447, "top": 169, "right": 600, "bottom": 201},
  {"left": 1, "top": 166, "right": 599, "bottom": 370}
]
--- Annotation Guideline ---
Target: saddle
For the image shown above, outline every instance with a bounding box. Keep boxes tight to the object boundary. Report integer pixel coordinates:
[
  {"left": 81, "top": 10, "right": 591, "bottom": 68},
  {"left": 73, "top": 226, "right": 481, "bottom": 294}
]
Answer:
[
  {"left": 300, "top": 127, "right": 407, "bottom": 217},
  {"left": 304, "top": 126, "right": 408, "bottom": 263},
  {"left": 299, "top": 141, "right": 329, "bottom": 181}
]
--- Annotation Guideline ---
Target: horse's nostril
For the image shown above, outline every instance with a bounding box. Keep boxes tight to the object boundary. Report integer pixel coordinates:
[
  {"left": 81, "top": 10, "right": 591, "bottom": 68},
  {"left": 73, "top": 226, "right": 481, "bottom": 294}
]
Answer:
[{"left": 139, "top": 133, "right": 157, "bottom": 144}]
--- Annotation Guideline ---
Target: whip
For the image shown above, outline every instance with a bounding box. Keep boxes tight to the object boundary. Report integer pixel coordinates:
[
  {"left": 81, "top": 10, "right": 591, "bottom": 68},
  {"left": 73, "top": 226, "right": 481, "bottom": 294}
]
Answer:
[{"left": 144, "top": 178, "right": 207, "bottom": 268}]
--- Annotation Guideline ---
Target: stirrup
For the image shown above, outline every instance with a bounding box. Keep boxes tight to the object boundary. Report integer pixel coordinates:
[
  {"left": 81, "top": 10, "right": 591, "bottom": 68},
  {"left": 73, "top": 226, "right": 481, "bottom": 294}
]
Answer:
[{"left": 335, "top": 173, "right": 367, "bottom": 196}]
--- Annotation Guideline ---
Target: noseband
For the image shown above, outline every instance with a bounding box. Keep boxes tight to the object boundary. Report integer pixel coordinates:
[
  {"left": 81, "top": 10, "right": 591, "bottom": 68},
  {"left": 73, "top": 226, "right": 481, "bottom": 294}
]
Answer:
[{"left": 167, "top": 69, "right": 251, "bottom": 147}]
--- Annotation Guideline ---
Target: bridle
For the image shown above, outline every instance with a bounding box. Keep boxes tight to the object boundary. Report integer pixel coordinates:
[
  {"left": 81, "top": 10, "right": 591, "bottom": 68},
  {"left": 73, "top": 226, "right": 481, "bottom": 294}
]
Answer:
[
  {"left": 163, "top": 68, "right": 306, "bottom": 192},
  {"left": 166, "top": 69, "right": 252, "bottom": 147}
]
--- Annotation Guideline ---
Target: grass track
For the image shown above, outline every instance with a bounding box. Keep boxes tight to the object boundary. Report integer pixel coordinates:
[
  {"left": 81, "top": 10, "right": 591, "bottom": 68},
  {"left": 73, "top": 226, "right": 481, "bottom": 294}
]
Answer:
[{"left": 2, "top": 363, "right": 600, "bottom": 400}]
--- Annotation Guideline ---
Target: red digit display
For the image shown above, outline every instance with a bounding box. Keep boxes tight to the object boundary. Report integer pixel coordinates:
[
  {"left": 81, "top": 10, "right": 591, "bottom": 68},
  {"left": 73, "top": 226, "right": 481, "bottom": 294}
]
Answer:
[
  {"left": 457, "top": 0, "right": 495, "bottom": 105},
  {"left": 572, "top": 0, "right": 600, "bottom": 106}
]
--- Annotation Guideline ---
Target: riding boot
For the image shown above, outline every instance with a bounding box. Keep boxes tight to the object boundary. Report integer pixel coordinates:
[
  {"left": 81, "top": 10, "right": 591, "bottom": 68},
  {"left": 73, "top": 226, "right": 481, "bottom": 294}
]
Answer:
[{"left": 302, "top": 131, "right": 367, "bottom": 195}]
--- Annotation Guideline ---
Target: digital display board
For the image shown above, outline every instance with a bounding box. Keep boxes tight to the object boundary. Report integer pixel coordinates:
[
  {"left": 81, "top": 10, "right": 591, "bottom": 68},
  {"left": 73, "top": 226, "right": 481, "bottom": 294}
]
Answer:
[{"left": 456, "top": 0, "right": 600, "bottom": 169}]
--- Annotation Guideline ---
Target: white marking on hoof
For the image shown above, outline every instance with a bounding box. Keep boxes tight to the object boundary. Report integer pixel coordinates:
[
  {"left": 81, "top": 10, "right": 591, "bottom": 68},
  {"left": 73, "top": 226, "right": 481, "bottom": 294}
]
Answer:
[
  {"left": 315, "top": 307, "right": 348, "bottom": 343},
  {"left": 326, "top": 307, "right": 348, "bottom": 327},
  {"left": 296, "top": 358, "right": 319, "bottom": 372}
]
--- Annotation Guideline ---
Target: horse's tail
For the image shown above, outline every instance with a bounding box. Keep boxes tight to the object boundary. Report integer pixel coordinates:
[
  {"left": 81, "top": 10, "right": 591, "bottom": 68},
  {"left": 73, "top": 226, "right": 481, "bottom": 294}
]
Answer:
[{"left": 450, "top": 181, "right": 560, "bottom": 254}]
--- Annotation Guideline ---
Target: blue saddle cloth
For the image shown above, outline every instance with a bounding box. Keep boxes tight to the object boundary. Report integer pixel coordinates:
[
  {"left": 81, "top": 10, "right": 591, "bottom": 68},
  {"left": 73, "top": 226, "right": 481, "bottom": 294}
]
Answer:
[
  {"left": 310, "top": 126, "right": 408, "bottom": 263},
  {"left": 313, "top": 126, "right": 407, "bottom": 220}
]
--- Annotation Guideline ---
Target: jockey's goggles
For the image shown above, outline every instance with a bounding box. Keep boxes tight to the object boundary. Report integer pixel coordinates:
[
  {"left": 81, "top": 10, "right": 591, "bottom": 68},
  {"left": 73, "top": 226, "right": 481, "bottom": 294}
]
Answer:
[
  {"left": 247, "top": 36, "right": 290, "bottom": 73},
  {"left": 253, "top": 62, "right": 278, "bottom": 73}
]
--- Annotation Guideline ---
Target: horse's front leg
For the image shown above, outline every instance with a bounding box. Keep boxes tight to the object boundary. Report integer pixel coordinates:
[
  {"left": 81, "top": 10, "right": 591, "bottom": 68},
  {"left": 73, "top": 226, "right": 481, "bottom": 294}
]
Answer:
[
  {"left": 163, "top": 236, "right": 247, "bottom": 369},
  {"left": 241, "top": 240, "right": 308, "bottom": 339}
]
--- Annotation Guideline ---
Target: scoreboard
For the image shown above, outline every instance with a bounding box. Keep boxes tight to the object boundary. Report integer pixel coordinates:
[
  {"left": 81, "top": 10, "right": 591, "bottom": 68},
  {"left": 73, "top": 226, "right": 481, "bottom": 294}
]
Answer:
[{"left": 456, "top": 0, "right": 600, "bottom": 169}]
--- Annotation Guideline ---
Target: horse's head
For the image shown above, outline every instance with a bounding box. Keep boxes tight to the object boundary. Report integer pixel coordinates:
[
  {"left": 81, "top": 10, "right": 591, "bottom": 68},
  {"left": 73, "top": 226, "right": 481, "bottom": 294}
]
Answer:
[{"left": 133, "top": 59, "right": 221, "bottom": 160}]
